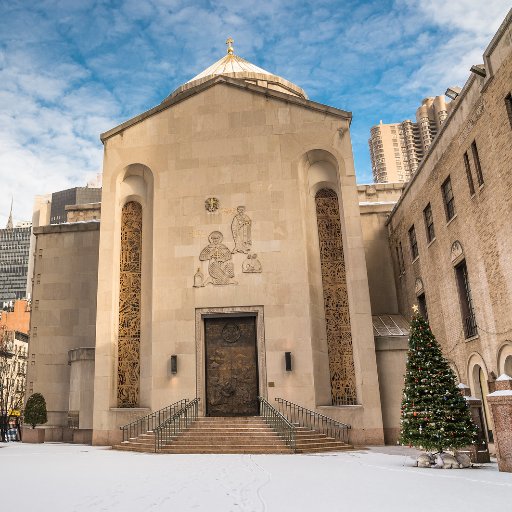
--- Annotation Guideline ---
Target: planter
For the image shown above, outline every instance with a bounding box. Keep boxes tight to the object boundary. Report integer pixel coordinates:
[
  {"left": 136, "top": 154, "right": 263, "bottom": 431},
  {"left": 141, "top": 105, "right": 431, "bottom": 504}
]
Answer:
[{"left": 22, "top": 427, "right": 45, "bottom": 443}]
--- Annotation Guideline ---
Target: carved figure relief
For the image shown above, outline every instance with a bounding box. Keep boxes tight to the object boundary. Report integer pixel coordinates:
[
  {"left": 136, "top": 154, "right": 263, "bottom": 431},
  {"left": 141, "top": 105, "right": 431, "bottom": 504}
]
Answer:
[
  {"left": 193, "top": 268, "right": 205, "bottom": 288},
  {"left": 199, "top": 231, "right": 237, "bottom": 285},
  {"left": 315, "top": 188, "right": 357, "bottom": 406},
  {"left": 205, "top": 316, "right": 259, "bottom": 416},
  {"left": 451, "top": 240, "right": 464, "bottom": 264},
  {"left": 117, "top": 201, "right": 142, "bottom": 407},
  {"left": 205, "top": 197, "right": 220, "bottom": 213},
  {"left": 231, "top": 206, "right": 252, "bottom": 254},
  {"left": 242, "top": 253, "right": 262, "bottom": 273}
]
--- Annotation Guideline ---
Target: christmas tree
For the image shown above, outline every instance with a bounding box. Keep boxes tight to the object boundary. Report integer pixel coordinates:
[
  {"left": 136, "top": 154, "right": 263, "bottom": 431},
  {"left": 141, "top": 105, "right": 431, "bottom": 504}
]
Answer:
[{"left": 400, "top": 309, "right": 476, "bottom": 452}]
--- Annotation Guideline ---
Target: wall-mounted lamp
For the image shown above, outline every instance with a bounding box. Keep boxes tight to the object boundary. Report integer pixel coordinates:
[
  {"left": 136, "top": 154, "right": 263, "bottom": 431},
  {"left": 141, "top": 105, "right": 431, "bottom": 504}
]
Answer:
[
  {"left": 445, "top": 86, "right": 462, "bottom": 100},
  {"left": 285, "top": 352, "right": 292, "bottom": 372},
  {"left": 470, "top": 65, "right": 486, "bottom": 78},
  {"left": 170, "top": 355, "right": 178, "bottom": 375}
]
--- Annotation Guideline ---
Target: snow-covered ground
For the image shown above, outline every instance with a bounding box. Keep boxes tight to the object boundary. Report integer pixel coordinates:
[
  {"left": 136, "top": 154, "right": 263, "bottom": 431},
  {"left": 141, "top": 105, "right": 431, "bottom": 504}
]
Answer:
[{"left": 1, "top": 443, "right": 509, "bottom": 511}]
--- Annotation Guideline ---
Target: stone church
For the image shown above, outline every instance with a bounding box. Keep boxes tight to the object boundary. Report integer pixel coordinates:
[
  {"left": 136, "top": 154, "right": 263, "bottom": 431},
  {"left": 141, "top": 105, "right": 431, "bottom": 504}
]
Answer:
[{"left": 27, "top": 40, "right": 412, "bottom": 447}]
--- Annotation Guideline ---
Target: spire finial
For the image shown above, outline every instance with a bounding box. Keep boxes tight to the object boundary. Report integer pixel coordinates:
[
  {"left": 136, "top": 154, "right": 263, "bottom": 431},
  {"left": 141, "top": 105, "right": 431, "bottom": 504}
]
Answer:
[
  {"left": 226, "top": 37, "right": 234, "bottom": 55},
  {"left": 6, "top": 197, "right": 13, "bottom": 230}
]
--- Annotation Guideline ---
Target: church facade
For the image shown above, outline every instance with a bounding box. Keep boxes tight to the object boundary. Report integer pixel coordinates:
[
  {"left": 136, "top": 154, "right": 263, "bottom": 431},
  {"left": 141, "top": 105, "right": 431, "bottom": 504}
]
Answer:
[
  {"left": 91, "top": 43, "right": 388, "bottom": 445},
  {"left": 27, "top": 40, "right": 434, "bottom": 447}
]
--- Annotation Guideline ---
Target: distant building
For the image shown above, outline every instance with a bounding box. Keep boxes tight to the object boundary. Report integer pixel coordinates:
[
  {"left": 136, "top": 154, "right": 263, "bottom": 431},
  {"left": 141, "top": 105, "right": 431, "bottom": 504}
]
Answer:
[
  {"left": 369, "top": 96, "right": 452, "bottom": 183},
  {"left": 0, "top": 207, "right": 31, "bottom": 304},
  {"left": 0, "top": 299, "right": 31, "bottom": 334},
  {"left": 50, "top": 187, "right": 102, "bottom": 224}
]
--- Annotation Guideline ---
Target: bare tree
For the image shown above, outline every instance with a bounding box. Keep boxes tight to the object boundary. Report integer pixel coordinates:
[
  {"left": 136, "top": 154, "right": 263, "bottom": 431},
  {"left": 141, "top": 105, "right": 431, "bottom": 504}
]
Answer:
[{"left": 0, "top": 325, "right": 27, "bottom": 442}]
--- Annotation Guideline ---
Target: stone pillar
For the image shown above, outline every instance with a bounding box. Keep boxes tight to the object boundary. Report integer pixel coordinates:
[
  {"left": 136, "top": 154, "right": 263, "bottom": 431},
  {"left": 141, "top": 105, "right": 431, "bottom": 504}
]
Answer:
[
  {"left": 457, "top": 383, "right": 490, "bottom": 463},
  {"left": 487, "top": 374, "right": 512, "bottom": 472}
]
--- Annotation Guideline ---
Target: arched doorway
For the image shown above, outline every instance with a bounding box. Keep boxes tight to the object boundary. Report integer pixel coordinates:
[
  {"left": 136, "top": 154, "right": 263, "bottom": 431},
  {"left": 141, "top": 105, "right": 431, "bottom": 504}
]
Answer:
[{"left": 472, "top": 364, "right": 493, "bottom": 442}]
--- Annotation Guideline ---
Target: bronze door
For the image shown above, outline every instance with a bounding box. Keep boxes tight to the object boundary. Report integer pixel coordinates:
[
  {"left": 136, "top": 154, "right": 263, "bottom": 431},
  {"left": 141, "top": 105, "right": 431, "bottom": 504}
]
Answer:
[{"left": 205, "top": 316, "right": 259, "bottom": 416}]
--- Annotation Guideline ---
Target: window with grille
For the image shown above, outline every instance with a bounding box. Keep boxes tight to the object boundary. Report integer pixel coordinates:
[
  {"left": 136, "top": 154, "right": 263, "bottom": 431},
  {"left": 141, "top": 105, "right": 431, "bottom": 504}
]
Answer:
[
  {"left": 441, "top": 176, "right": 455, "bottom": 221},
  {"left": 423, "top": 203, "right": 435, "bottom": 243},
  {"left": 418, "top": 293, "right": 428, "bottom": 321},
  {"left": 471, "top": 141, "right": 484, "bottom": 186},
  {"left": 463, "top": 151, "right": 475, "bottom": 195},
  {"left": 396, "top": 242, "right": 405, "bottom": 275},
  {"left": 505, "top": 93, "right": 512, "bottom": 128},
  {"left": 409, "top": 225, "right": 418, "bottom": 260},
  {"left": 455, "top": 260, "right": 477, "bottom": 338}
]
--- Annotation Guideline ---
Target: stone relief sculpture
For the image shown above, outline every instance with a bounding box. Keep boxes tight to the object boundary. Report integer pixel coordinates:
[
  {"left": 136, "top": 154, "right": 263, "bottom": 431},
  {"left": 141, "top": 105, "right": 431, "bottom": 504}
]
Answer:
[
  {"left": 193, "top": 268, "right": 205, "bottom": 288},
  {"left": 231, "top": 206, "right": 252, "bottom": 254},
  {"left": 199, "top": 231, "right": 237, "bottom": 285},
  {"left": 242, "top": 254, "right": 262, "bottom": 273}
]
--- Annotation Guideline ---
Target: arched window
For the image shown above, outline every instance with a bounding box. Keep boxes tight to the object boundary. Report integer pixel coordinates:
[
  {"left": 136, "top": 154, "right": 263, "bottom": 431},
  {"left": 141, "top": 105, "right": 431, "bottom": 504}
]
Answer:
[
  {"left": 117, "top": 201, "right": 142, "bottom": 407},
  {"left": 472, "top": 364, "right": 493, "bottom": 441},
  {"left": 315, "top": 188, "right": 357, "bottom": 405}
]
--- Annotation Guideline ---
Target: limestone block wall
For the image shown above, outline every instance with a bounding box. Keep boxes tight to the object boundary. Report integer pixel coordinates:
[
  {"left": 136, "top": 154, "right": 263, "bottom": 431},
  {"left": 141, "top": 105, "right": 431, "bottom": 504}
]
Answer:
[
  {"left": 27, "top": 222, "right": 99, "bottom": 429},
  {"left": 387, "top": 14, "right": 512, "bottom": 430},
  {"left": 93, "top": 78, "right": 383, "bottom": 445}
]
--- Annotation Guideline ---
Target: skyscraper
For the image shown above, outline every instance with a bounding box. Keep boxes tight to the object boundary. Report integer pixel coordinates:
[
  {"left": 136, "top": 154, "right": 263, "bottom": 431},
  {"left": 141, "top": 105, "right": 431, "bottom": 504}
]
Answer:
[
  {"left": 369, "top": 96, "right": 452, "bottom": 183},
  {"left": 0, "top": 206, "right": 31, "bottom": 304}
]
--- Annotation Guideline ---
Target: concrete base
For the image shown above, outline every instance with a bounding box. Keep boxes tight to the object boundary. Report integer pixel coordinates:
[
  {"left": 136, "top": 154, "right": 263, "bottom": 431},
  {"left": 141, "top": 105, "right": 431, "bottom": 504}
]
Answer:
[{"left": 22, "top": 427, "right": 45, "bottom": 443}]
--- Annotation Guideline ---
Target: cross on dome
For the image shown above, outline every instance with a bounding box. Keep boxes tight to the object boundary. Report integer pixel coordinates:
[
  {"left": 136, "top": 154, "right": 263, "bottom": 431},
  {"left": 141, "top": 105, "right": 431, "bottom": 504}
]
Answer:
[{"left": 226, "top": 37, "right": 234, "bottom": 55}]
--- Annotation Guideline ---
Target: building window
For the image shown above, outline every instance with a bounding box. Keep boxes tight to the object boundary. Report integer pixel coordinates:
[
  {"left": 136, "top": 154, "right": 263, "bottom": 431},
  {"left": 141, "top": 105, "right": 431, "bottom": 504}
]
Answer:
[
  {"left": 441, "top": 176, "right": 455, "bottom": 221},
  {"left": 418, "top": 292, "right": 428, "bottom": 321},
  {"left": 505, "top": 93, "right": 512, "bottom": 128},
  {"left": 455, "top": 260, "right": 477, "bottom": 339},
  {"left": 396, "top": 243, "right": 405, "bottom": 275},
  {"left": 463, "top": 152, "right": 475, "bottom": 195},
  {"left": 471, "top": 141, "right": 484, "bottom": 186},
  {"left": 423, "top": 203, "right": 435, "bottom": 242},
  {"left": 117, "top": 201, "right": 142, "bottom": 407},
  {"left": 409, "top": 225, "right": 418, "bottom": 260},
  {"left": 315, "top": 188, "right": 357, "bottom": 405}
]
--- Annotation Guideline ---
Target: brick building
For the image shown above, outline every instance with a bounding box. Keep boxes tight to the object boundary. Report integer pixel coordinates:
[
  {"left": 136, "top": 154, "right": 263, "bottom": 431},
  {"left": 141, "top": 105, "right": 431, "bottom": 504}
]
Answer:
[{"left": 387, "top": 10, "right": 512, "bottom": 441}]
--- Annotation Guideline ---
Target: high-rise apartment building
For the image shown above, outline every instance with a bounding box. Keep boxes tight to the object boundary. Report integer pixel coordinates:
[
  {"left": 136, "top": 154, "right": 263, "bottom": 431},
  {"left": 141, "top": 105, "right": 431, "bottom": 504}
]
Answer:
[
  {"left": 369, "top": 96, "right": 452, "bottom": 183},
  {"left": 0, "top": 212, "right": 31, "bottom": 304}
]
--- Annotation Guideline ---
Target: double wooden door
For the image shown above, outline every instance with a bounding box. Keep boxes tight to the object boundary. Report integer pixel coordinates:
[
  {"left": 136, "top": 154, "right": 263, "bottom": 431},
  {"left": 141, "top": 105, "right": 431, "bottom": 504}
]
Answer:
[{"left": 204, "top": 316, "right": 259, "bottom": 416}]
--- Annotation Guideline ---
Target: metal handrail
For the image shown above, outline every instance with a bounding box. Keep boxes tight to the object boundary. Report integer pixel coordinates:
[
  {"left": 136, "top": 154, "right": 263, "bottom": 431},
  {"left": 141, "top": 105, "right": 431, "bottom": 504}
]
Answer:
[
  {"left": 154, "top": 398, "right": 200, "bottom": 452},
  {"left": 258, "top": 396, "right": 296, "bottom": 451},
  {"left": 120, "top": 399, "right": 189, "bottom": 442},
  {"left": 275, "top": 397, "right": 351, "bottom": 444}
]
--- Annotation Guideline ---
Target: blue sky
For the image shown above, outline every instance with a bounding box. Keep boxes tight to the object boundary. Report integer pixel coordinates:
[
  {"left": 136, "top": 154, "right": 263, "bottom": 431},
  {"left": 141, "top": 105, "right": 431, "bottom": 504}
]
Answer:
[{"left": 0, "top": 0, "right": 510, "bottom": 225}]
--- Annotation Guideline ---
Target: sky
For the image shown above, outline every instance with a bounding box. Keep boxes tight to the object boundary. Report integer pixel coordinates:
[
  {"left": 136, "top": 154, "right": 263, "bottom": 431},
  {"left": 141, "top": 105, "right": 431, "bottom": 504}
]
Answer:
[{"left": 0, "top": 0, "right": 510, "bottom": 225}]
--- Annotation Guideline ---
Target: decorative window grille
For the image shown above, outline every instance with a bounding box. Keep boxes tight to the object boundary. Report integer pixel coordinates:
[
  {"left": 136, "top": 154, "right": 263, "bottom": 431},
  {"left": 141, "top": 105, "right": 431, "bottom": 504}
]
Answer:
[
  {"left": 455, "top": 260, "right": 477, "bottom": 339},
  {"left": 117, "top": 201, "right": 142, "bottom": 407},
  {"left": 315, "top": 189, "right": 357, "bottom": 405}
]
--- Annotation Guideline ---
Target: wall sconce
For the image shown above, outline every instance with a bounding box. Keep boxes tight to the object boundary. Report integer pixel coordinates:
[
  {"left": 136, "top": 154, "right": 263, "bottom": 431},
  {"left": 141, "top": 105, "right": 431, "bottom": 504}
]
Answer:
[
  {"left": 170, "top": 355, "right": 178, "bottom": 375},
  {"left": 285, "top": 352, "right": 292, "bottom": 372}
]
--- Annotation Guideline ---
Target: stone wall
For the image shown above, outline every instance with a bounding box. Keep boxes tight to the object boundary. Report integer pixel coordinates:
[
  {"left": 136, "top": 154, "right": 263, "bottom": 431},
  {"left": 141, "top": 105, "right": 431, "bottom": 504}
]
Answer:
[
  {"left": 26, "top": 222, "right": 99, "bottom": 430},
  {"left": 387, "top": 12, "right": 512, "bottom": 438}
]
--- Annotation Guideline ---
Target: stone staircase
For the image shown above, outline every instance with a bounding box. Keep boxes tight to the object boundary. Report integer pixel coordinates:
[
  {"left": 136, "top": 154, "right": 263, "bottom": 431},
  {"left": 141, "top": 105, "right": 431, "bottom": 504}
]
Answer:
[{"left": 113, "top": 416, "right": 352, "bottom": 454}]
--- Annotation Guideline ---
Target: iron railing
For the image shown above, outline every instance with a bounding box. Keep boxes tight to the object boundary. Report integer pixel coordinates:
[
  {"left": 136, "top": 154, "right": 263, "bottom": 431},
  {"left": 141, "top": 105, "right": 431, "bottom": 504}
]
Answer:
[
  {"left": 258, "top": 396, "right": 296, "bottom": 451},
  {"left": 275, "top": 397, "right": 351, "bottom": 444},
  {"left": 120, "top": 399, "right": 189, "bottom": 442},
  {"left": 154, "top": 398, "right": 200, "bottom": 452}
]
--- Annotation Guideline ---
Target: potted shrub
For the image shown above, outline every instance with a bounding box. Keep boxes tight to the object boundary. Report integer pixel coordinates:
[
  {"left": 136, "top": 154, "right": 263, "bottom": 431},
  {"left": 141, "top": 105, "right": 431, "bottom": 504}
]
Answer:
[{"left": 22, "top": 393, "right": 48, "bottom": 443}]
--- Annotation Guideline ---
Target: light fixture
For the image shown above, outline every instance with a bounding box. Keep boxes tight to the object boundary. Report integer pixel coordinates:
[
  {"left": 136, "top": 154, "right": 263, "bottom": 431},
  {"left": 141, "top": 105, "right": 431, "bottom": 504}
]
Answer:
[
  {"left": 285, "top": 352, "right": 292, "bottom": 372},
  {"left": 470, "top": 65, "right": 486, "bottom": 78},
  {"left": 445, "top": 86, "right": 462, "bottom": 100},
  {"left": 170, "top": 355, "right": 178, "bottom": 375}
]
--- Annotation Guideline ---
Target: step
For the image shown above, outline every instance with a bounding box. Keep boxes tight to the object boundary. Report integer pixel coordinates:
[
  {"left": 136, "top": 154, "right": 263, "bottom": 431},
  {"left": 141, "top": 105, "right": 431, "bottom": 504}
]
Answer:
[{"left": 113, "top": 415, "right": 352, "bottom": 455}]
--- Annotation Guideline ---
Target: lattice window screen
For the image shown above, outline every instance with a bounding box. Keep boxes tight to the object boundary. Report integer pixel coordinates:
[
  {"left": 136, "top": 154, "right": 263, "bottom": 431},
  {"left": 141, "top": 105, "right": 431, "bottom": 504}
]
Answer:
[
  {"left": 117, "top": 201, "right": 142, "bottom": 407},
  {"left": 315, "top": 189, "right": 357, "bottom": 405}
]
